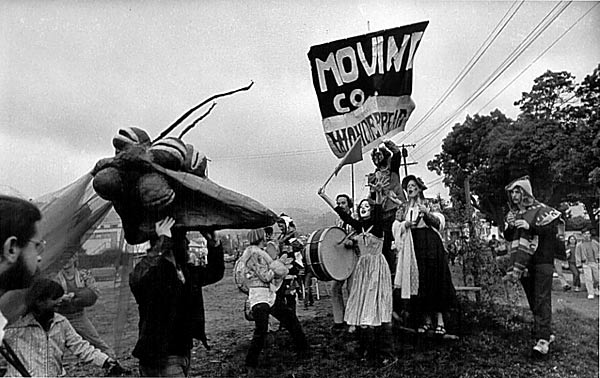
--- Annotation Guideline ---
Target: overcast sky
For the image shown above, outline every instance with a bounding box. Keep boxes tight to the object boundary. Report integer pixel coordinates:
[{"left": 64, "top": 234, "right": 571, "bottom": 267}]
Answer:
[{"left": 1, "top": 1, "right": 599, "bottom": 214}]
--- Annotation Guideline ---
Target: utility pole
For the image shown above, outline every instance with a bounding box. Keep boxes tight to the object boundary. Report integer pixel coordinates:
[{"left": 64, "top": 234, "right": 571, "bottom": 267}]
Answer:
[{"left": 399, "top": 144, "right": 417, "bottom": 176}]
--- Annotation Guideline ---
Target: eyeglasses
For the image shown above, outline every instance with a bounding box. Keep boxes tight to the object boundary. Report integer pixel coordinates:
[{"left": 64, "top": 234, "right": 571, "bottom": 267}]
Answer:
[{"left": 28, "top": 238, "right": 46, "bottom": 253}]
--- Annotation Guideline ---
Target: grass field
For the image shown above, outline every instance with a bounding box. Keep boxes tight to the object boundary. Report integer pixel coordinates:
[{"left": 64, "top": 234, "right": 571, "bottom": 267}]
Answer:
[{"left": 63, "top": 266, "right": 598, "bottom": 378}]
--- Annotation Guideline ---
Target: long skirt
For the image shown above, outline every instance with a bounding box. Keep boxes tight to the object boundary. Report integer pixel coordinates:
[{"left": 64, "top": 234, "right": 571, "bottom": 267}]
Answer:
[
  {"left": 411, "top": 227, "right": 457, "bottom": 313},
  {"left": 344, "top": 233, "right": 393, "bottom": 326}
]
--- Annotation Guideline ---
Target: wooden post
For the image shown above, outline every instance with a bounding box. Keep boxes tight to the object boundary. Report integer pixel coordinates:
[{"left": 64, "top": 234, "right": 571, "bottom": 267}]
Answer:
[
  {"left": 464, "top": 176, "right": 473, "bottom": 232},
  {"left": 351, "top": 164, "right": 355, "bottom": 206}
]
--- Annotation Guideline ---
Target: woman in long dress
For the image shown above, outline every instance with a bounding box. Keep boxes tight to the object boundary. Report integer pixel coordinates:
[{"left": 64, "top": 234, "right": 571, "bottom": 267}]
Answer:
[
  {"left": 318, "top": 185, "right": 394, "bottom": 364},
  {"left": 393, "top": 175, "right": 457, "bottom": 335}
]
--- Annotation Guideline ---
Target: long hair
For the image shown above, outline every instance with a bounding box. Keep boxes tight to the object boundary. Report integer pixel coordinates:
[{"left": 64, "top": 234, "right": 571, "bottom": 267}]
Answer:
[
  {"left": 335, "top": 193, "right": 353, "bottom": 209},
  {"left": 357, "top": 198, "right": 374, "bottom": 221}
]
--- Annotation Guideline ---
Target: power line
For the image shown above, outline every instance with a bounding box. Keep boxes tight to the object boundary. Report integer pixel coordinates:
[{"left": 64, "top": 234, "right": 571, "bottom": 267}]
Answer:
[
  {"left": 409, "top": 1, "right": 572, "bottom": 160},
  {"left": 211, "top": 4, "right": 525, "bottom": 165},
  {"left": 412, "top": 1, "right": 589, "bottom": 165},
  {"left": 211, "top": 147, "right": 330, "bottom": 161},
  {"left": 426, "top": 176, "right": 444, "bottom": 187},
  {"left": 474, "top": 1, "right": 600, "bottom": 115},
  {"left": 400, "top": 1, "right": 524, "bottom": 143},
  {"left": 412, "top": 1, "right": 571, "bottom": 156},
  {"left": 210, "top": 2, "right": 586, "bottom": 165},
  {"left": 414, "top": 1, "right": 586, "bottom": 162}
]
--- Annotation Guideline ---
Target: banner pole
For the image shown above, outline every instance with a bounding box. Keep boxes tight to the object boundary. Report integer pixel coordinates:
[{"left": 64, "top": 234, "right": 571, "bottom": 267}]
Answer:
[
  {"left": 322, "top": 170, "right": 336, "bottom": 189},
  {"left": 351, "top": 164, "right": 355, "bottom": 205}
]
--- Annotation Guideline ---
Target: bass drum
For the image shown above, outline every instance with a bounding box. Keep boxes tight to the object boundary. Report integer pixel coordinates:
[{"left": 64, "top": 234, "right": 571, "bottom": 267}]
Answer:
[{"left": 304, "top": 227, "right": 357, "bottom": 281}]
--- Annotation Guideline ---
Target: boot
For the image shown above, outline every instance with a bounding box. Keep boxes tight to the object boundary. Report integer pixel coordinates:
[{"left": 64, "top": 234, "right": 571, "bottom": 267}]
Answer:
[
  {"left": 356, "top": 327, "right": 368, "bottom": 360},
  {"left": 363, "top": 327, "right": 377, "bottom": 362}
]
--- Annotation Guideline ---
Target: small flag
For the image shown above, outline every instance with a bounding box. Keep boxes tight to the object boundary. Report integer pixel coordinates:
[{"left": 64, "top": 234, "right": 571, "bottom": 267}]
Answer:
[{"left": 334, "top": 138, "right": 363, "bottom": 175}]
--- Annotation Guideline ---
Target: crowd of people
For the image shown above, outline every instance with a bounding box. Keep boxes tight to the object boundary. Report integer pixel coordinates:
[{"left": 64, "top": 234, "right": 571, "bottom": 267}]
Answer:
[
  {"left": 0, "top": 139, "right": 598, "bottom": 377},
  {"left": 492, "top": 225, "right": 599, "bottom": 300}
]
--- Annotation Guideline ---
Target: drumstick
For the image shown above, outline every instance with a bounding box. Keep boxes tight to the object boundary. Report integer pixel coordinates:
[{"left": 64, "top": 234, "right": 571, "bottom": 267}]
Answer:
[{"left": 337, "top": 231, "right": 356, "bottom": 245}]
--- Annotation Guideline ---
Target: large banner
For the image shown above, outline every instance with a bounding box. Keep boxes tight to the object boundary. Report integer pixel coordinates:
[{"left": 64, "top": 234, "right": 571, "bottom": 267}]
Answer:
[{"left": 308, "top": 21, "right": 428, "bottom": 158}]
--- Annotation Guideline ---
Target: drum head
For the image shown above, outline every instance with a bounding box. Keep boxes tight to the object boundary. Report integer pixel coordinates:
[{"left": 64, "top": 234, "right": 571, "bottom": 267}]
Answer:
[{"left": 314, "top": 227, "right": 357, "bottom": 281}]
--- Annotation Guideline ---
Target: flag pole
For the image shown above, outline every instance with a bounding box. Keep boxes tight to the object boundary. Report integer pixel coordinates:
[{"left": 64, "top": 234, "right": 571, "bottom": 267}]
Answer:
[{"left": 351, "top": 164, "right": 355, "bottom": 205}]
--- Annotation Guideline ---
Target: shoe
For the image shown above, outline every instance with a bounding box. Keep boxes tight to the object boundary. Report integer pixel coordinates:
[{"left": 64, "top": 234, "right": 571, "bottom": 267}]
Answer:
[
  {"left": 533, "top": 339, "right": 549, "bottom": 355},
  {"left": 434, "top": 325, "right": 446, "bottom": 336},
  {"left": 417, "top": 324, "right": 431, "bottom": 334},
  {"left": 574, "top": 286, "right": 581, "bottom": 292},
  {"left": 563, "top": 284, "right": 571, "bottom": 291},
  {"left": 588, "top": 294, "right": 595, "bottom": 300},
  {"left": 595, "top": 290, "right": 599, "bottom": 296}
]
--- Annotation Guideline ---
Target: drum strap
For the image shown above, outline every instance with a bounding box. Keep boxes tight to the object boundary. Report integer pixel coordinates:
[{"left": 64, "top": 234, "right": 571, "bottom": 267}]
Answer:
[{"left": 0, "top": 340, "right": 31, "bottom": 377}]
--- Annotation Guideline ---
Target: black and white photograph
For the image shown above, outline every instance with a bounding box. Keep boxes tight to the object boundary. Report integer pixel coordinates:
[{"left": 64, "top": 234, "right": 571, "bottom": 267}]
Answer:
[{"left": 0, "top": 1, "right": 598, "bottom": 377}]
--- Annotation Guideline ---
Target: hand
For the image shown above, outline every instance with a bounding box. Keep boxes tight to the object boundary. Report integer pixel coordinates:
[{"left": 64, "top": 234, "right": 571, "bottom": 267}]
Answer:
[
  {"left": 514, "top": 219, "right": 529, "bottom": 230},
  {"left": 382, "top": 139, "right": 396, "bottom": 149},
  {"left": 155, "top": 217, "right": 175, "bottom": 238},
  {"left": 59, "top": 292, "right": 75, "bottom": 303},
  {"left": 103, "top": 359, "right": 129, "bottom": 377},
  {"left": 277, "top": 255, "right": 294, "bottom": 267},
  {"left": 404, "top": 220, "right": 414, "bottom": 229},
  {"left": 506, "top": 212, "right": 516, "bottom": 225},
  {"left": 417, "top": 203, "right": 429, "bottom": 214}
]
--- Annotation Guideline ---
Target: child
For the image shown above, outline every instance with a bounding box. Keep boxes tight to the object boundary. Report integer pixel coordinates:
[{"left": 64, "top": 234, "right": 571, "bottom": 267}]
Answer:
[
  {"left": 4, "top": 278, "right": 126, "bottom": 377},
  {"left": 240, "top": 229, "right": 308, "bottom": 375}
]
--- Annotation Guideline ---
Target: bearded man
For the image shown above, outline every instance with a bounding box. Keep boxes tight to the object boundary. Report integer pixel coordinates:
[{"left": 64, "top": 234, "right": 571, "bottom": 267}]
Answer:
[{"left": 0, "top": 196, "right": 44, "bottom": 335}]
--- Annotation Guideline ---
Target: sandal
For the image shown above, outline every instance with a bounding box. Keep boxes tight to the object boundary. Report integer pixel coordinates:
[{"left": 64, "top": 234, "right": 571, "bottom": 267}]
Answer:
[
  {"left": 417, "top": 324, "right": 431, "bottom": 333},
  {"left": 434, "top": 325, "right": 446, "bottom": 335}
]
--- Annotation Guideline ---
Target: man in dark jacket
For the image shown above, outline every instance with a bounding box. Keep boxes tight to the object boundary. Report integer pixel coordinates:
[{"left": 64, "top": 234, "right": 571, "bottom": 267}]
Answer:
[{"left": 129, "top": 217, "right": 224, "bottom": 377}]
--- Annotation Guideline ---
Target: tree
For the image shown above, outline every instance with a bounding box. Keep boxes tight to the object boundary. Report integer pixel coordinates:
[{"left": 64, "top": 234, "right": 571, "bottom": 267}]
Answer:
[
  {"left": 514, "top": 70, "right": 577, "bottom": 123},
  {"left": 428, "top": 110, "right": 516, "bottom": 229},
  {"left": 429, "top": 67, "right": 600, "bottom": 230}
]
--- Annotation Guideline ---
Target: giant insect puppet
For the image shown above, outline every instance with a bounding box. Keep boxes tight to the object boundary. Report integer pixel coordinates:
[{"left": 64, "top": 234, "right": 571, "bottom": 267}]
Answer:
[{"left": 91, "top": 82, "right": 279, "bottom": 244}]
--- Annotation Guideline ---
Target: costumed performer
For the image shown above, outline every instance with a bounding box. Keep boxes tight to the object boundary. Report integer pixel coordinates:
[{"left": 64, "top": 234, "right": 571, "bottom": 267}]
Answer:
[
  {"left": 396, "top": 175, "right": 456, "bottom": 336},
  {"left": 503, "top": 176, "right": 563, "bottom": 356},
  {"left": 276, "top": 215, "right": 302, "bottom": 314},
  {"left": 329, "top": 182, "right": 394, "bottom": 366},
  {"left": 129, "top": 217, "right": 224, "bottom": 376},
  {"left": 367, "top": 140, "right": 406, "bottom": 274},
  {"left": 317, "top": 188, "right": 357, "bottom": 334},
  {"left": 241, "top": 229, "right": 308, "bottom": 375}
]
